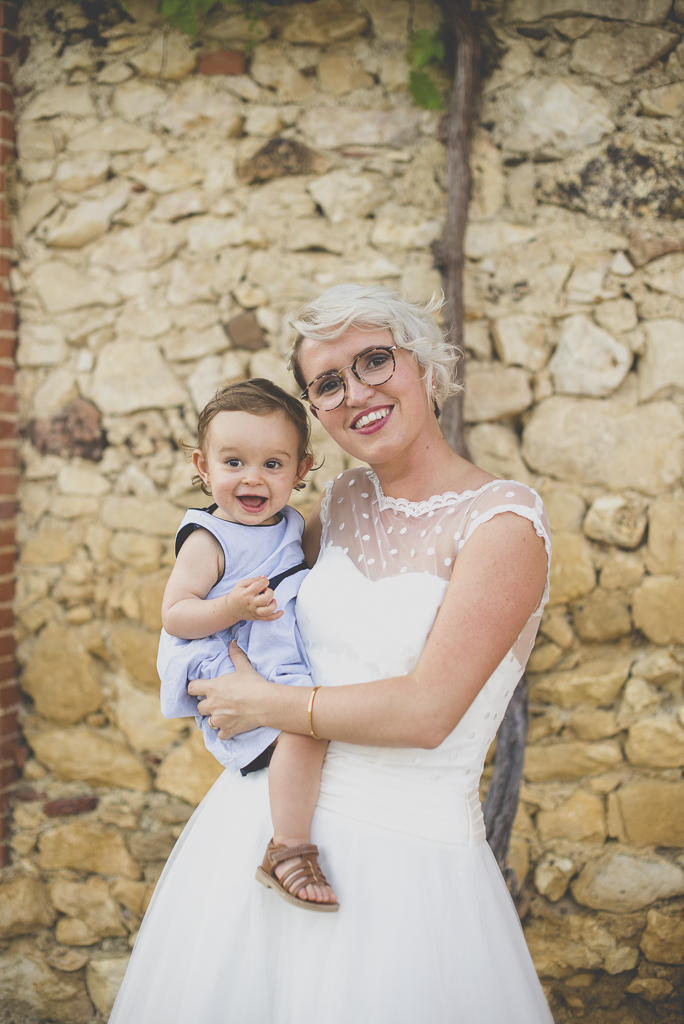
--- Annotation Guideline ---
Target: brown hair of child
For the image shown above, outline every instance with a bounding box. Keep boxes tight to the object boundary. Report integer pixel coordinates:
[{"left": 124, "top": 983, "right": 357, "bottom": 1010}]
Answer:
[{"left": 192, "top": 378, "right": 314, "bottom": 495}]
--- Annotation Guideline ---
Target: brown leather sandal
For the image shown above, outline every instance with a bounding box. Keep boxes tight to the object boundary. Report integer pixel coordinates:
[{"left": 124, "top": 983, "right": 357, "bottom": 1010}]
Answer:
[{"left": 255, "top": 840, "right": 339, "bottom": 913}]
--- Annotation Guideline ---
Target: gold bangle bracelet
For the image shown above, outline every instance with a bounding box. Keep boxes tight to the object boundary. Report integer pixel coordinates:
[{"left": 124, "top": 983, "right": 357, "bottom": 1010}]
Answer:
[{"left": 308, "top": 685, "right": 322, "bottom": 740}]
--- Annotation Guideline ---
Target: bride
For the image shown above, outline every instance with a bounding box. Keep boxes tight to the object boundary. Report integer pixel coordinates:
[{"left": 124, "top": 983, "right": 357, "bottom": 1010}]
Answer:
[{"left": 110, "top": 285, "right": 553, "bottom": 1023}]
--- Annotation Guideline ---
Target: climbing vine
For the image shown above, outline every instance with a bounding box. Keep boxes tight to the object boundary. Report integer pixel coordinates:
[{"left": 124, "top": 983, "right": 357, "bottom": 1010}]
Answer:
[{"left": 143, "top": 0, "right": 263, "bottom": 40}]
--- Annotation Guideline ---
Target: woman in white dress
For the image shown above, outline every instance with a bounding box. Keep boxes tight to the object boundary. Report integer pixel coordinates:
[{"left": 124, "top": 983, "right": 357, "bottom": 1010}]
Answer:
[{"left": 110, "top": 285, "right": 553, "bottom": 1024}]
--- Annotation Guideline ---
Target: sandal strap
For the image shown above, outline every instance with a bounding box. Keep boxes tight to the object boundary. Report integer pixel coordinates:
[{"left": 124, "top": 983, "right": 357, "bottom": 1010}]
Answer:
[
  {"left": 268, "top": 843, "right": 319, "bottom": 866},
  {"left": 279, "top": 856, "right": 330, "bottom": 898}
]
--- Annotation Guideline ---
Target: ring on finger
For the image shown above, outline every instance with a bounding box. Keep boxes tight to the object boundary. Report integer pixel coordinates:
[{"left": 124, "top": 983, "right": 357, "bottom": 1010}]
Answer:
[{"left": 208, "top": 716, "right": 216, "bottom": 730}]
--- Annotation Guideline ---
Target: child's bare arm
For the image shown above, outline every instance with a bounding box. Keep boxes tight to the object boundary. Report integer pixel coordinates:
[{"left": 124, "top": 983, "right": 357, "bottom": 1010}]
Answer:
[{"left": 162, "top": 528, "right": 284, "bottom": 640}]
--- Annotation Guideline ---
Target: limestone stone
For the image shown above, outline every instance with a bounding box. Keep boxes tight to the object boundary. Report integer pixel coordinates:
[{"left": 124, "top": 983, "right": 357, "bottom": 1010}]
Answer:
[
  {"left": 37, "top": 821, "right": 140, "bottom": 877},
  {"left": 102, "top": 495, "right": 183, "bottom": 536},
  {"left": 157, "top": 79, "right": 242, "bottom": 139},
  {"left": 464, "top": 222, "right": 536, "bottom": 259},
  {"left": 155, "top": 727, "right": 224, "bottom": 805},
  {"left": 594, "top": 298, "right": 638, "bottom": 335},
  {"left": 56, "top": 917, "right": 98, "bottom": 945},
  {"left": 573, "top": 852, "right": 684, "bottom": 914},
  {"left": 400, "top": 256, "right": 442, "bottom": 304},
  {"left": 370, "top": 204, "right": 443, "bottom": 251},
  {"left": 570, "top": 27, "right": 678, "bottom": 84},
  {"left": 47, "top": 187, "right": 130, "bottom": 248},
  {"left": 69, "top": 118, "right": 156, "bottom": 154},
  {"left": 110, "top": 673, "right": 185, "bottom": 752},
  {"left": 21, "top": 526, "right": 75, "bottom": 565},
  {"left": 58, "top": 464, "right": 110, "bottom": 497},
  {"left": 50, "top": 877, "right": 125, "bottom": 937},
  {"left": 503, "top": 78, "right": 614, "bottom": 157},
  {"left": 0, "top": 876, "right": 56, "bottom": 938},
  {"left": 54, "top": 155, "right": 109, "bottom": 192},
  {"left": 492, "top": 315, "right": 549, "bottom": 372},
  {"left": 633, "top": 575, "right": 684, "bottom": 645},
  {"left": 27, "top": 727, "right": 151, "bottom": 793},
  {"left": 32, "top": 260, "right": 120, "bottom": 313},
  {"left": 641, "top": 909, "right": 684, "bottom": 964},
  {"left": 463, "top": 364, "right": 532, "bottom": 422},
  {"left": 539, "top": 484, "right": 586, "bottom": 533},
  {"left": 364, "top": 0, "right": 409, "bottom": 40},
  {"left": 318, "top": 54, "right": 373, "bottom": 95},
  {"left": 161, "top": 323, "right": 228, "bottom": 362},
  {"left": 571, "top": 589, "right": 632, "bottom": 641},
  {"left": 548, "top": 316, "right": 631, "bottom": 398},
  {"left": 0, "top": 939, "right": 93, "bottom": 1024},
  {"left": 187, "top": 215, "right": 264, "bottom": 251},
  {"left": 524, "top": 740, "right": 622, "bottom": 781},
  {"left": 600, "top": 552, "right": 644, "bottom": 591},
  {"left": 128, "top": 830, "right": 176, "bottom": 862},
  {"left": 152, "top": 187, "right": 208, "bottom": 222},
  {"left": 505, "top": 0, "right": 672, "bottom": 23},
  {"left": 531, "top": 654, "right": 632, "bottom": 708},
  {"left": 111, "top": 531, "right": 162, "bottom": 570},
  {"left": 31, "top": 368, "right": 79, "bottom": 418},
  {"left": 640, "top": 81, "right": 684, "bottom": 118},
  {"left": 130, "top": 31, "right": 197, "bottom": 79},
  {"left": 638, "top": 319, "right": 684, "bottom": 402},
  {"left": 522, "top": 397, "right": 684, "bottom": 496},
  {"left": 242, "top": 105, "right": 281, "bottom": 137},
  {"left": 610, "top": 251, "right": 635, "bottom": 276},
  {"left": 113, "top": 80, "right": 167, "bottom": 120},
  {"left": 187, "top": 351, "right": 248, "bottom": 411},
  {"left": 633, "top": 650, "right": 683, "bottom": 687},
  {"left": 646, "top": 497, "right": 684, "bottom": 574},
  {"left": 130, "top": 159, "right": 204, "bottom": 194},
  {"left": 482, "top": 39, "right": 534, "bottom": 95},
  {"left": 45, "top": 948, "right": 89, "bottom": 971},
  {"left": 626, "top": 716, "right": 684, "bottom": 768},
  {"left": 17, "top": 321, "right": 66, "bottom": 367},
  {"left": 534, "top": 854, "right": 576, "bottom": 902},
  {"left": 299, "top": 107, "right": 422, "bottom": 150},
  {"left": 91, "top": 340, "right": 187, "bottom": 414},
  {"left": 108, "top": 624, "right": 160, "bottom": 692},
  {"left": 18, "top": 183, "right": 60, "bottom": 235},
  {"left": 24, "top": 83, "right": 95, "bottom": 119},
  {"left": 547, "top": 531, "right": 595, "bottom": 606},
  {"left": 21, "top": 622, "right": 103, "bottom": 725},
  {"left": 570, "top": 708, "right": 620, "bottom": 741},
  {"left": 626, "top": 977, "right": 674, "bottom": 1002},
  {"left": 86, "top": 957, "right": 130, "bottom": 1015},
  {"left": 610, "top": 781, "right": 684, "bottom": 847},
  {"left": 91, "top": 222, "right": 184, "bottom": 272},
  {"left": 308, "top": 170, "right": 391, "bottom": 225},
  {"left": 463, "top": 321, "right": 492, "bottom": 360},
  {"left": 537, "top": 790, "right": 606, "bottom": 843},
  {"left": 465, "top": 423, "right": 532, "bottom": 485},
  {"left": 17, "top": 123, "right": 60, "bottom": 163},
  {"left": 111, "top": 878, "right": 148, "bottom": 915},
  {"left": 524, "top": 913, "right": 639, "bottom": 979},
  {"left": 281, "top": 1, "right": 368, "bottom": 43},
  {"left": 583, "top": 494, "right": 648, "bottom": 550}
]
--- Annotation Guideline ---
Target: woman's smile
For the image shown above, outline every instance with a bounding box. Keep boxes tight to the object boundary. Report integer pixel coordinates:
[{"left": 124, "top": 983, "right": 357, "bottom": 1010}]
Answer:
[{"left": 350, "top": 404, "right": 394, "bottom": 433}]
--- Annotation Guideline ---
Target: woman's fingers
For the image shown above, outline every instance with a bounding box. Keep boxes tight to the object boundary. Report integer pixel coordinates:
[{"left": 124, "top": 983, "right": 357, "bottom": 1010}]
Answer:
[{"left": 227, "top": 640, "right": 251, "bottom": 668}]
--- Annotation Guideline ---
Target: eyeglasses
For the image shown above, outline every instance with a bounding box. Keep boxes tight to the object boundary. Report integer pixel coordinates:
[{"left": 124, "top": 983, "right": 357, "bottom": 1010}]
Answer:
[{"left": 300, "top": 346, "right": 398, "bottom": 412}]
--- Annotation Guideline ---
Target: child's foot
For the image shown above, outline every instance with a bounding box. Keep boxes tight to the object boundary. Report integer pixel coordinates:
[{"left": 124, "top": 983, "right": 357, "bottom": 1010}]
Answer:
[{"left": 256, "top": 840, "right": 339, "bottom": 911}]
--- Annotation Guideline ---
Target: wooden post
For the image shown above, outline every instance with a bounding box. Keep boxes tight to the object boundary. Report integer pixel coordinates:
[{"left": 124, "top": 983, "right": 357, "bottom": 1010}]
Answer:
[{"left": 0, "top": 0, "right": 18, "bottom": 868}]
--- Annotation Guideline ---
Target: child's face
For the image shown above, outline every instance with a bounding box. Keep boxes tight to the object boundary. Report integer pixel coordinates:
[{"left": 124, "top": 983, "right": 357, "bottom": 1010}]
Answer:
[{"left": 192, "top": 410, "right": 312, "bottom": 526}]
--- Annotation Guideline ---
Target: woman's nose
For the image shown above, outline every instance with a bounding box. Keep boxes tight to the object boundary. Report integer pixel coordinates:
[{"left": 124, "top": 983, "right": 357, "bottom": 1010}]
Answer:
[{"left": 344, "top": 372, "right": 376, "bottom": 406}]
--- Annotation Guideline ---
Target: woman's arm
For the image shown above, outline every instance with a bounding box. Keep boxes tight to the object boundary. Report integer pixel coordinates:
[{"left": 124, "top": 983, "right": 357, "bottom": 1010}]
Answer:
[{"left": 190, "top": 512, "right": 548, "bottom": 747}]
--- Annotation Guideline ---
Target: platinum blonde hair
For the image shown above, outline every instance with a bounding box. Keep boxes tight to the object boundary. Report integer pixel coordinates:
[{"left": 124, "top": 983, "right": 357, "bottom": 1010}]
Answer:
[{"left": 288, "top": 284, "right": 463, "bottom": 406}]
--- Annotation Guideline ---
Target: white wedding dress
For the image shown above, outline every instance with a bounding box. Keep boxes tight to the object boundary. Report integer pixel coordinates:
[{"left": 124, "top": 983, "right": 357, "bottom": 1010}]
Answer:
[{"left": 110, "top": 470, "right": 554, "bottom": 1024}]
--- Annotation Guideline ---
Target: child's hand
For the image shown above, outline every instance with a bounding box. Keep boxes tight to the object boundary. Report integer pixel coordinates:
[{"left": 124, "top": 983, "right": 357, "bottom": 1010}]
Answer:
[{"left": 227, "top": 577, "right": 284, "bottom": 623}]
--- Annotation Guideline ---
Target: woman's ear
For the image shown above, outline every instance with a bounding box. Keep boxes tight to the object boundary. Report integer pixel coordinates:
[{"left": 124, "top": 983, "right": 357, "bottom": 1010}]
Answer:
[{"left": 192, "top": 449, "right": 210, "bottom": 487}]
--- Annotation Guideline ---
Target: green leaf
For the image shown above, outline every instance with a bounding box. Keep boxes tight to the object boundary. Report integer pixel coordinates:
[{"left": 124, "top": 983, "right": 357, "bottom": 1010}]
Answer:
[
  {"left": 407, "top": 29, "right": 445, "bottom": 71},
  {"left": 160, "top": 0, "right": 198, "bottom": 34},
  {"left": 409, "top": 69, "right": 442, "bottom": 110}
]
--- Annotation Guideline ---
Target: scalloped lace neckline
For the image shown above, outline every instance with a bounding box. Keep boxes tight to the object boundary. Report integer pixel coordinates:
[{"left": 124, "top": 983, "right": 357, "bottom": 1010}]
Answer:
[{"left": 367, "top": 471, "right": 515, "bottom": 519}]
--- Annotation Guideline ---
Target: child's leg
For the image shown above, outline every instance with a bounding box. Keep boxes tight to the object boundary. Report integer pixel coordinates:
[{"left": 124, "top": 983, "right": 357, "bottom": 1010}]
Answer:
[{"left": 268, "top": 732, "right": 334, "bottom": 903}]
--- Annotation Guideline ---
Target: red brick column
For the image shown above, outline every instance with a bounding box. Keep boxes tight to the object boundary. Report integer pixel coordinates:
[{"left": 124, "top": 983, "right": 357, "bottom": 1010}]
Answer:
[{"left": 0, "top": 0, "right": 19, "bottom": 867}]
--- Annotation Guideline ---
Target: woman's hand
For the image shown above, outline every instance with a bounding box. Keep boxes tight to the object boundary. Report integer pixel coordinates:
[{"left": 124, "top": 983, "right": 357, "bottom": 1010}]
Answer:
[{"left": 188, "top": 642, "right": 269, "bottom": 740}]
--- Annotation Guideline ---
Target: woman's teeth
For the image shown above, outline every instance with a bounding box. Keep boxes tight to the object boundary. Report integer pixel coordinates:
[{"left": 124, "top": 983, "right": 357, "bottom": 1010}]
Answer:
[{"left": 354, "top": 408, "right": 391, "bottom": 429}]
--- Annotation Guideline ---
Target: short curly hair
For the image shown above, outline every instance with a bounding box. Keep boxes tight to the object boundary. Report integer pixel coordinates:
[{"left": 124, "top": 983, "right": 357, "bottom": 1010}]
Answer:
[{"left": 288, "top": 284, "right": 462, "bottom": 408}]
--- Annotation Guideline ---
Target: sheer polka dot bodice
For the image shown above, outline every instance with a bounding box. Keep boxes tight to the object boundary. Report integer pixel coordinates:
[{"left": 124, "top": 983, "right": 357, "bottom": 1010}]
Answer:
[
  {"left": 318, "top": 468, "right": 551, "bottom": 667},
  {"left": 295, "top": 470, "right": 551, "bottom": 846}
]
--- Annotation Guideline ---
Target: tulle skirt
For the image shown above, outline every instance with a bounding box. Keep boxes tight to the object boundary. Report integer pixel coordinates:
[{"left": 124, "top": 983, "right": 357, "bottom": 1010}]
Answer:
[{"left": 109, "top": 766, "right": 553, "bottom": 1024}]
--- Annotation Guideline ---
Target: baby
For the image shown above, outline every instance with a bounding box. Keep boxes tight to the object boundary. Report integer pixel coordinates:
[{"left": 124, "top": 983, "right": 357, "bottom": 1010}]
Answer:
[{"left": 158, "top": 378, "right": 337, "bottom": 910}]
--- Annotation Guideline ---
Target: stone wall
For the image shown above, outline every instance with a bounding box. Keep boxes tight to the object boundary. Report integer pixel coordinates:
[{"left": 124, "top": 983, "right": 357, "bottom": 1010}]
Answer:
[{"left": 2, "top": 0, "right": 684, "bottom": 1020}]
